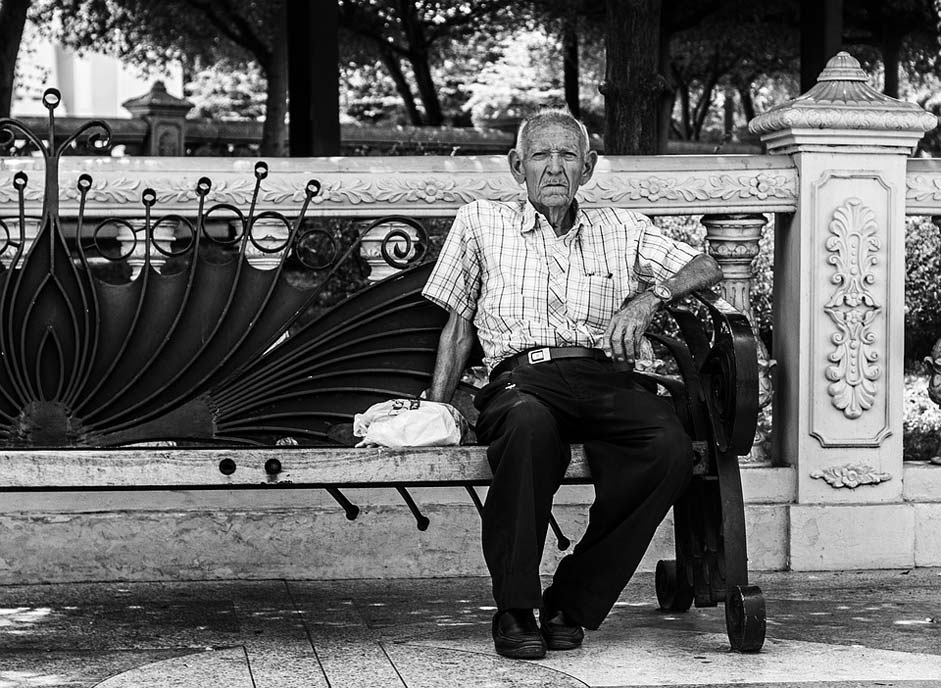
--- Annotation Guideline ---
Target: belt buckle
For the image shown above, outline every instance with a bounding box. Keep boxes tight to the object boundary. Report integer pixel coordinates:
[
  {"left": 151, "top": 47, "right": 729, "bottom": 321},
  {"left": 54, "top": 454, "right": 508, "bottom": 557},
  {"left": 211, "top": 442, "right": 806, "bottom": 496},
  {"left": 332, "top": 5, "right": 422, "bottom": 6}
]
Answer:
[{"left": 527, "top": 347, "right": 551, "bottom": 365}]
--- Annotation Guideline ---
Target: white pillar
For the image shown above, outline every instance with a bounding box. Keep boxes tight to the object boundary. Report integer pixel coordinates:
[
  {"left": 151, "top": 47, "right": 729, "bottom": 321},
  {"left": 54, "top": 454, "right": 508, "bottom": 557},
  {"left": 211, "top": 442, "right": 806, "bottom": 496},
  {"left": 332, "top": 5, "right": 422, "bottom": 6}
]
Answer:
[{"left": 749, "top": 52, "right": 936, "bottom": 569}]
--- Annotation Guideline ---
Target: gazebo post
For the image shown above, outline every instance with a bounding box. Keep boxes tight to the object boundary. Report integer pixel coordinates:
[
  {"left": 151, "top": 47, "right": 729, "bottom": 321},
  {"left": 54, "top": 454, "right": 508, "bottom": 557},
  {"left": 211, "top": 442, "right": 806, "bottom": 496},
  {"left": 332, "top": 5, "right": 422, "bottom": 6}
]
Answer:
[{"left": 287, "top": 0, "right": 340, "bottom": 156}]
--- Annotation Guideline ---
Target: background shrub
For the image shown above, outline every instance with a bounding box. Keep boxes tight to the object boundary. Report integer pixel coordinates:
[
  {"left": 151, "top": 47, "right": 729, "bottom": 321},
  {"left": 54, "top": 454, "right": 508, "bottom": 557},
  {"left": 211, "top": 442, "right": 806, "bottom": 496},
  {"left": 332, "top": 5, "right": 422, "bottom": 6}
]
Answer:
[{"left": 905, "top": 217, "right": 941, "bottom": 361}]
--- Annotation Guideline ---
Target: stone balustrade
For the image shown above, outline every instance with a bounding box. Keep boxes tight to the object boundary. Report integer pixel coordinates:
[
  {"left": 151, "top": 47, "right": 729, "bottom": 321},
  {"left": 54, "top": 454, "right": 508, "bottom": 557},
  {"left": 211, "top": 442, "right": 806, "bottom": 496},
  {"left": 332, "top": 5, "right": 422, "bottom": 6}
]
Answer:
[{"left": 1, "top": 52, "right": 941, "bottom": 577}]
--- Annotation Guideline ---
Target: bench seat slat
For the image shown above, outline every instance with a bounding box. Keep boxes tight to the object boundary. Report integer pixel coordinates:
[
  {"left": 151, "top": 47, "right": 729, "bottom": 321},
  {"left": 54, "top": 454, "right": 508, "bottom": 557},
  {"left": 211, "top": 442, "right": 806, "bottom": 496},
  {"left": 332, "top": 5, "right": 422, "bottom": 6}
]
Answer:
[{"left": 0, "top": 447, "right": 593, "bottom": 489}]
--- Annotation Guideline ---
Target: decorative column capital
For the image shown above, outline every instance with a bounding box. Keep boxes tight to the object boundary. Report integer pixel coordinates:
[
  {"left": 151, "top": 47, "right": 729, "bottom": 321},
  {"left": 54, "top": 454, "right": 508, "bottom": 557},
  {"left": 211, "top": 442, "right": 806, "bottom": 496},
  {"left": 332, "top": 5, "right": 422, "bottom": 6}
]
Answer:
[
  {"left": 701, "top": 213, "right": 765, "bottom": 317},
  {"left": 748, "top": 52, "right": 937, "bottom": 155}
]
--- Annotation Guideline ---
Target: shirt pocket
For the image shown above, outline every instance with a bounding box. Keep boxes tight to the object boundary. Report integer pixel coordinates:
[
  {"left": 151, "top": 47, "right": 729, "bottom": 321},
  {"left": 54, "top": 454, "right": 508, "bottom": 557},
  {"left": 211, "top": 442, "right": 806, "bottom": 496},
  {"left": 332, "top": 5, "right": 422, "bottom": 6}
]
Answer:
[{"left": 567, "top": 273, "right": 618, "bottom": 329}]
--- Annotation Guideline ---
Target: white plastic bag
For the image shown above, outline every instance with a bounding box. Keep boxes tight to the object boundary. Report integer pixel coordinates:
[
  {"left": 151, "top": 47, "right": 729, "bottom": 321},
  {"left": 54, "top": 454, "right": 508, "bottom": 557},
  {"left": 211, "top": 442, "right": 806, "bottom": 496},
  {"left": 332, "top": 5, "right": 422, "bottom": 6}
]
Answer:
[{"left": 353, "top": 398, "right": 467, "bottom": 448}]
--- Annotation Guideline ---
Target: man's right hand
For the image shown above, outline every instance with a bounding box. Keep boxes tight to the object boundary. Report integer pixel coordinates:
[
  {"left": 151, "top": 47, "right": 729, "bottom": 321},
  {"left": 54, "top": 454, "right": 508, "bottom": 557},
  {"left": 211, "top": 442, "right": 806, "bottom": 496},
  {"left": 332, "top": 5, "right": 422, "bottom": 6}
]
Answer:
[{"left": 602, "top": 292, "right": 660, "bottom": 365}]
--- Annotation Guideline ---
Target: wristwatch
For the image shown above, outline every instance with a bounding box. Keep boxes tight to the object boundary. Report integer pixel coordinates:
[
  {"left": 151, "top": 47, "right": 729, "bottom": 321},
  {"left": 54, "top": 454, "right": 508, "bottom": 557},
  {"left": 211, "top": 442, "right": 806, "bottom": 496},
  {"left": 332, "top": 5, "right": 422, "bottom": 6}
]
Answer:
[{"left": 648, "top": 283, "right": 673, "bottom": 305}]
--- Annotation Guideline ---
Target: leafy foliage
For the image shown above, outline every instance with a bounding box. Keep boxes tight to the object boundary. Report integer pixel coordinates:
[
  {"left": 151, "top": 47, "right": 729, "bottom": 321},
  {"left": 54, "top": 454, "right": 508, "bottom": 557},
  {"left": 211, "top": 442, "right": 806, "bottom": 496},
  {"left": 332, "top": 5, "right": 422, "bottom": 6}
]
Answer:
[
  {"left": 905, "top": 217, "right": 941, "bottom": 360},
  {"left": 338, "top": 0, "right": 515, "bottom": 126},
  {"left": 903, "top": 372, "right": 941, "bottom": 461},
  {"left": 185, "top": 59, "right": 266, "bottom": 121}
]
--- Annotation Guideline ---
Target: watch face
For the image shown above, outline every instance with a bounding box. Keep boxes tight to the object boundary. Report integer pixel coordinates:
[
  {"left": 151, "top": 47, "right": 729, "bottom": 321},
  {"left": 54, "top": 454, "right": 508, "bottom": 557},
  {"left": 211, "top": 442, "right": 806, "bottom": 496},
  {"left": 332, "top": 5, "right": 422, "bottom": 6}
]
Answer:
[{"left": 652, "top": 284, "right": 672, "bottom": 301}]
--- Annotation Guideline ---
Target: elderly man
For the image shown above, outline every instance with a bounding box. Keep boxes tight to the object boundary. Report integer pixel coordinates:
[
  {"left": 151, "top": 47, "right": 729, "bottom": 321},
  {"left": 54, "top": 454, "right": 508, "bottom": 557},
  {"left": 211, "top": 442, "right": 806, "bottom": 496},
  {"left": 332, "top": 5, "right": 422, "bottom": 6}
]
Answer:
[{"left": 421, "top": 109, "right": 722, "bottom": 659}]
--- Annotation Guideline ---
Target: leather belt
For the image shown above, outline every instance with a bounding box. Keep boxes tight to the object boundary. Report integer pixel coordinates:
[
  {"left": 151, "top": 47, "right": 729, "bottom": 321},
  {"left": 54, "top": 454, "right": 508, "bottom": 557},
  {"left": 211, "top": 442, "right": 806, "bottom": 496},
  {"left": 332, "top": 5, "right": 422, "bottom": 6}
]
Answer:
[{"left": 490, "top": 346, "right": 609, "bottom": 380}]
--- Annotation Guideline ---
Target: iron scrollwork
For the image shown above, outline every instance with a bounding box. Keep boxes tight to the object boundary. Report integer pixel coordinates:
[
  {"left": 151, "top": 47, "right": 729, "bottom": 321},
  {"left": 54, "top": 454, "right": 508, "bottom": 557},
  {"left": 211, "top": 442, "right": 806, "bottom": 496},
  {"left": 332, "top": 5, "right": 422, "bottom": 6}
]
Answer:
[{"left": 0, "top": 89, "right": 433, "bottom": 447}]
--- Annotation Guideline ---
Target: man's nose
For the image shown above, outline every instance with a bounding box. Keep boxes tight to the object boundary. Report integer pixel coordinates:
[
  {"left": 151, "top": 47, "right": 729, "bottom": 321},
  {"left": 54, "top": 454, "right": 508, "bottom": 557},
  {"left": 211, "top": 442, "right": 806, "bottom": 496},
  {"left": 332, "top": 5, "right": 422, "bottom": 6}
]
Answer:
[{"left": 547, "top": 153, "right": 565, "bottom": 173}]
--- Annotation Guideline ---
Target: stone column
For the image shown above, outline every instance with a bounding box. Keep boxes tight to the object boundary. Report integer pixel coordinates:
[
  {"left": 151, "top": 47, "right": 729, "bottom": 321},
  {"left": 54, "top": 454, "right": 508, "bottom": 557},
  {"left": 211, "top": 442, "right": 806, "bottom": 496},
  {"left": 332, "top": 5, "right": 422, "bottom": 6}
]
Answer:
[
  {"left": 116, "top": 221, "right": 176, "bottom": 279},
  {"left": 245, "top": 217, "right": 291, "bottom": 270},
  {"left": 122, "top": 82, "right": 193, "bottom": 156},
  {"left": 749, "top": 52, "right": 936, "bottom": 569},
  {"left": 359, "top": 219, "right": 422, "bottom": 282},
  {"left": 701, "top": 214, "right": 773, "bottom": 462}
]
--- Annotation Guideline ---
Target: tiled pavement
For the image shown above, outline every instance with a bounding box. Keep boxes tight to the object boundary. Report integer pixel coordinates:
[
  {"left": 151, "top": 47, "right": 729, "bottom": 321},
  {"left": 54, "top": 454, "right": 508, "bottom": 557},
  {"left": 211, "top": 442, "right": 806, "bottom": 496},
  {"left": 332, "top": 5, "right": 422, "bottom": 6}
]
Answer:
[{"left": 1, "top": 569, "right": 939, "bottom": 688}]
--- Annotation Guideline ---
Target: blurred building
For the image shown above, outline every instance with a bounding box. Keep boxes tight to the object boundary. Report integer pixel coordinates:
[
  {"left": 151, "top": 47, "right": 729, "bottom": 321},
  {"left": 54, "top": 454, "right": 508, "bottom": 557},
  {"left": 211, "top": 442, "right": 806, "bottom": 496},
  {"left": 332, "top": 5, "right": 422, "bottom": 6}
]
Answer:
[{"left": 12, "top": 20, "right": 183, "bottom": 118}]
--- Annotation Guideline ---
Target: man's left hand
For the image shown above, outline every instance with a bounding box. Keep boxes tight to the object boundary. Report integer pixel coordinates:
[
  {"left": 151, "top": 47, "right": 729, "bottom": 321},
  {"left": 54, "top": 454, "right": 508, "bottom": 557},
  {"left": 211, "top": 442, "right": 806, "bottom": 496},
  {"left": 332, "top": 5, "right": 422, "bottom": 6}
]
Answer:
[{"left": 603, "top": 292, "right": 660, "bottom": 365}]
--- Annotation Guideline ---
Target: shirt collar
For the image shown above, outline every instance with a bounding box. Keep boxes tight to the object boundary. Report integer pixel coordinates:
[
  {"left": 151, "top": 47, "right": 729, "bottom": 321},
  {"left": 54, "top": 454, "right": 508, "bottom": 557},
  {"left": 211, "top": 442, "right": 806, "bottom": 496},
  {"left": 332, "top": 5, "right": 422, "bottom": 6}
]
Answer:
[{"left": 518, "top": 198, "right": 585, "bottom": 242}]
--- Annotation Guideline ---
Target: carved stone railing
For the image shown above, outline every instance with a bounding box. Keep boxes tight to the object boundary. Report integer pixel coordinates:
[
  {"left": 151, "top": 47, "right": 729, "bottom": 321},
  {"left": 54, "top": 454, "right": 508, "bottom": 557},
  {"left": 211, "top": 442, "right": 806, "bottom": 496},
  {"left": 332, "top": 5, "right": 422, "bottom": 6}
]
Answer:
[
  {"left": 0, "top": 154, "right": 798, "bottom": 220},
  {"left": 4, "top": 51, "right": 941, "bottom": 574}
]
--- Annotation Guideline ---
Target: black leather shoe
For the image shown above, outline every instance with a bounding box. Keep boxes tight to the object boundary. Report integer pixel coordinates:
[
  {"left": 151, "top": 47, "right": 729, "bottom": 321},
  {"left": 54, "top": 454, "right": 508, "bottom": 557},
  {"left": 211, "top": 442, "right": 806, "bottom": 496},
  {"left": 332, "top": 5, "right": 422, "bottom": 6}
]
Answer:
[
  {"left": 540, "top": 605, "right": 584, "bottom": 651},
  {"left": 492, "top": 609, "right": 547, "bottom": 659}
]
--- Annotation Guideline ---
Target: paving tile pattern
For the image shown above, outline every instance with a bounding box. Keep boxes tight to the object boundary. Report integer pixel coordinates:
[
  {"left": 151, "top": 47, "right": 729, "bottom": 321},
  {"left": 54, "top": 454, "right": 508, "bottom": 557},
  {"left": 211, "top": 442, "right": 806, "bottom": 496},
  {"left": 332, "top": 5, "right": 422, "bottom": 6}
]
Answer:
[{"left": 0, "top": 570, "right": 938, "bottom": 687}]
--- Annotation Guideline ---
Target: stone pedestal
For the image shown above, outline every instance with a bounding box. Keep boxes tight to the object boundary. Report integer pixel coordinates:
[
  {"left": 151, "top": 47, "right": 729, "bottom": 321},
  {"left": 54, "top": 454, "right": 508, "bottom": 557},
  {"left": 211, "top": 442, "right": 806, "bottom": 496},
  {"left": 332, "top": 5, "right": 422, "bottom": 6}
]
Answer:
[
  {"left": 749, "top": 52, "right": 937, "bottom": 569},
  {"left": 122, "top": 82, "right": 193, "bottom": 156}
]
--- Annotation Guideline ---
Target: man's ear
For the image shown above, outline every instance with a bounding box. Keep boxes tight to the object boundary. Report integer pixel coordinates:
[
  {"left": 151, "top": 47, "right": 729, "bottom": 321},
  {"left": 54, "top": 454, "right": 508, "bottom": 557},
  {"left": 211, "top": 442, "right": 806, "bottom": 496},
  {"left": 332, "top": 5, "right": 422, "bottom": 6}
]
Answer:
[
  {"left": 579, "top": 149, "right": 598, "bottom": 186},
  {"left": 507, "top": 149, "right": 526, "bottom": 184}
]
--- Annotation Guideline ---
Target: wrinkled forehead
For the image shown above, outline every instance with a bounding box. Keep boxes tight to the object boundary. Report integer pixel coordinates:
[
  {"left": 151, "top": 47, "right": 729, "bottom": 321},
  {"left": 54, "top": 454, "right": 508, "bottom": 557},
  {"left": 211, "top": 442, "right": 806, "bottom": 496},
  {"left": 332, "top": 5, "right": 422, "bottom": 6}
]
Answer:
[{"left": 519, "top": 122, "right": 585, "bottom": 154}]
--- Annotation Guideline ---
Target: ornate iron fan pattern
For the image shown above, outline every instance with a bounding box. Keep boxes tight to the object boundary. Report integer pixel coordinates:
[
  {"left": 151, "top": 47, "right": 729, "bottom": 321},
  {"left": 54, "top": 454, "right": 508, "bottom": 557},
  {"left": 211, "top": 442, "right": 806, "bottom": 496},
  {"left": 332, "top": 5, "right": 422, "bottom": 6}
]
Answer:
[{"left": 0, "top": 89, "right": 436, "bottom": 447}]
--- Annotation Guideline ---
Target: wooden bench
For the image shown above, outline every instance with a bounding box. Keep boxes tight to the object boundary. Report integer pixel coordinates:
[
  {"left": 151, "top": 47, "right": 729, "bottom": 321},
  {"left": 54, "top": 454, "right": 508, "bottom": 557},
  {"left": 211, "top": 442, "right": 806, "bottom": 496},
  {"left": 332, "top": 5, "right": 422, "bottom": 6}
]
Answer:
[
  {"left": 0, "top": 258, "right": 766, "bottom": 652},
  {"left": 0, "top": 92, "right": 765, "bottom": 653}
]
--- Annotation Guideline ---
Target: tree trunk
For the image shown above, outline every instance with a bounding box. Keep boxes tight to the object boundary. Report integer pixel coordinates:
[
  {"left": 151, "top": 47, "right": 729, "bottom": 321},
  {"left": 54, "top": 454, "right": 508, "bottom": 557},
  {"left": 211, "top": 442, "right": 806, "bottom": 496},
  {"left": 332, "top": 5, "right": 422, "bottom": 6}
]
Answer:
[
  {"left": 397, "top": 0, "right": 442, "bottom": 125},
  {"left": 562, "top": 8, "right": 579, "bottom": 117},
  {"left": 602, "top": 0, "right": 664, "bottom": 155},
  {"left": 735, "top": 78, "right": 756, "bottom": 122},
  {"left": 409, "top": 51, "right": 443, "bottom": 125},
  {"left": 260, "top": 34, "right": 288, "bottom": 156},
  {"left": 672, "top": 64, "right": 690, "bottom": 139},
  {"left": 0, "top": 0, "right": 31, "bottom": 118},
  {"left": 691, "top": 49, "right": 723, "bottom": 140},
  {"left": 378, "top": 45, "right": 423, "bottom": 125},
  {"left": 880, "top": 34, "right": 901, "bottom": 99},
  {"left": 655, "top": 19, "right": 673, "bottom": 153}
]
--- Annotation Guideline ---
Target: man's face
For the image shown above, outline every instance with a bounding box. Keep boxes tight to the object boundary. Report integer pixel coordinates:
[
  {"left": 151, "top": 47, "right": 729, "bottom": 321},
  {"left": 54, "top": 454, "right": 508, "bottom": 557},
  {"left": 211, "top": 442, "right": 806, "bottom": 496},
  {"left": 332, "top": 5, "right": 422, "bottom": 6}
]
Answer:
[{"left": 508, "top": 122, "right": 597, "bottom": 213}]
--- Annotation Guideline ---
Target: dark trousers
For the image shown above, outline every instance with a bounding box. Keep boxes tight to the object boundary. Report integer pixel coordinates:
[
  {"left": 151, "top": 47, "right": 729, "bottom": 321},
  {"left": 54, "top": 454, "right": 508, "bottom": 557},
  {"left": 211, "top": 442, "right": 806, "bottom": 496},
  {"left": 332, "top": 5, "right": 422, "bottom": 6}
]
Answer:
[{"left": 473, "top": 357, "right": 693, "bottom": 630}]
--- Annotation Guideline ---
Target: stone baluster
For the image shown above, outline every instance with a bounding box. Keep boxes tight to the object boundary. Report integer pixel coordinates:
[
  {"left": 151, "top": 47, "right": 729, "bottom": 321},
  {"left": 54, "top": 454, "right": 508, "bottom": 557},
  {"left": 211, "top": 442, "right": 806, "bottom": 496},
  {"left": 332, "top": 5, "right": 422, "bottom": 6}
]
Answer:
[
  {"left": 701, "top": 214, "right": 774, "bottom": 462},
  {"left": 245, "top": 217, "right": 291, "bottom": 270},
  {"left": 0, "top": 217, "right": 40, "bottom": 268},
  {"left": 359, "top": 218, "right": 422, "bottom": 282},
  {"left": 116, "top": 220, "right": 176, "bottom": 280}
]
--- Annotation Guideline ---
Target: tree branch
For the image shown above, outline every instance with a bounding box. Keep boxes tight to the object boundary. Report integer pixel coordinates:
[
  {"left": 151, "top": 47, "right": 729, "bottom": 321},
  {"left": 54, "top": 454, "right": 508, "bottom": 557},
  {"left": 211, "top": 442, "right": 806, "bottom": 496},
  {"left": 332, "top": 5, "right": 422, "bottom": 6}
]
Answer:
[
  {"left": 337, "top": 0, "right": 410, "bottom": 58},
  {"left": 183, "top": 0, "right": 271, "bottom": 62}
]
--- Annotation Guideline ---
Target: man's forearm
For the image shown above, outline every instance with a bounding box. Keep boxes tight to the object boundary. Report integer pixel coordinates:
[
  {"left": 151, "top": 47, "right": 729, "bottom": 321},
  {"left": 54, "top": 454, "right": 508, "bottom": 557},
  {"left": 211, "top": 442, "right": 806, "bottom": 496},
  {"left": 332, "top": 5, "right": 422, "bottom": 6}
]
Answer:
[
  {"left": 659, "top": 254, "right": 723, "bottom": 301},
  {"left": 605, "top": 253, "right": 724, "bottom": 363},
  {"left": 427, "top": 311, "right": 476, "bottom": 403}
]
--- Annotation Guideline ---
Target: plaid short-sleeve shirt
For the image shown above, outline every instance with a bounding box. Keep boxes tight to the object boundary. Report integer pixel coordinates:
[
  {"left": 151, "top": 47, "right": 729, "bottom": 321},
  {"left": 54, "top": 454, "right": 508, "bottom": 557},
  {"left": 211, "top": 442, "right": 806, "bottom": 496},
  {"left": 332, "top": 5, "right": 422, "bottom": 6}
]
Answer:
[{"left": 422, "top": 199, "right": 700, "bottom": 372}]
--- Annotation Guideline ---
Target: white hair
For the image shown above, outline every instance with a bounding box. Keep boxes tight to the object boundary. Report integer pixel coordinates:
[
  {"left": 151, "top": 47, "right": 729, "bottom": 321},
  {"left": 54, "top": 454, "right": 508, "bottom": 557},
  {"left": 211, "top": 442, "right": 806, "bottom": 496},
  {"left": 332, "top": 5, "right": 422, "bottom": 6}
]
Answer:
[{"left": 515, "top": 109, "right": 590, "bottom": 157}]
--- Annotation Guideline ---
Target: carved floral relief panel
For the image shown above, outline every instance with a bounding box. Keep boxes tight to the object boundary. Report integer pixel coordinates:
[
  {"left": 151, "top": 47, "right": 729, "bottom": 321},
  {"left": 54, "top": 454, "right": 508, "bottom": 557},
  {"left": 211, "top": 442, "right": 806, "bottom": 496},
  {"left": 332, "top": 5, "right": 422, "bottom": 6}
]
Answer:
[
  {"left": 809, "top": 174, "right": 893, "bottom": 448},
  {"left": 823, "top": 198, "right": 883, "bottom": 420}
]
